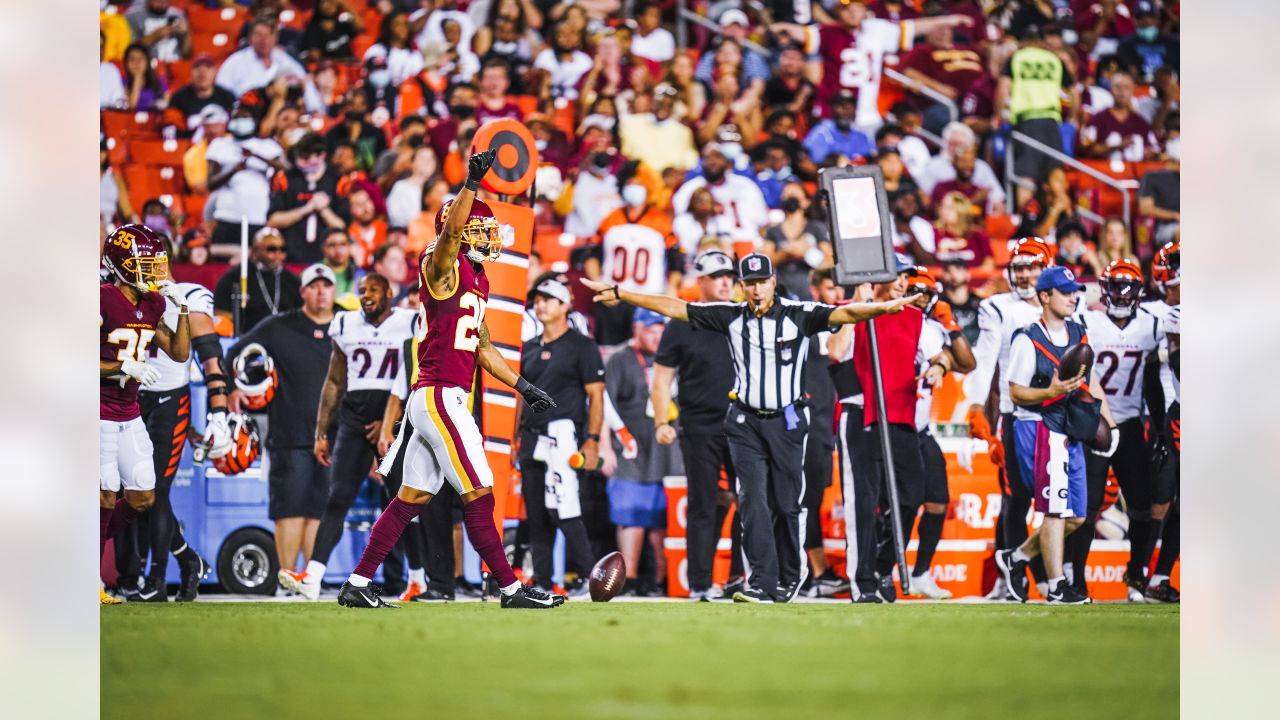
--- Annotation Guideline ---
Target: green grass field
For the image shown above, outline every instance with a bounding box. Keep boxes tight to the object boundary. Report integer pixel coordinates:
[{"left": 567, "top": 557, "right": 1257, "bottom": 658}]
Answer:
[{"left": 103, "top": 601, "right": 1177, "bottom": 720}]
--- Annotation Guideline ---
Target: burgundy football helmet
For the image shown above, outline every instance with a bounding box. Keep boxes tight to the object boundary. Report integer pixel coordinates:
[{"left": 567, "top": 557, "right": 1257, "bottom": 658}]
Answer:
[
  {"left": 102, "top": 223, "right": 169, "bottom": 293},
  {"left": 431, "top": 197, "right": 502, "bottom": 262}
]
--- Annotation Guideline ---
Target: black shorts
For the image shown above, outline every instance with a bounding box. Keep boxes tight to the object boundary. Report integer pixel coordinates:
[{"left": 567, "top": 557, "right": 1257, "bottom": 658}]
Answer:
[
  {"left": 267, "top": 447, "right": 330, "bottom": 520},
  {"left": 138, "top": 386, "right": 192, "bottom": 488},
  {"left": 1087, "top": 417, "right": 1151, "bottom": 512},
  {"left": 918, "top": 431, "right": 949, "bottom": 505},
  {"left": 869, "top": 422, "right": 926, "bottom": 508}
]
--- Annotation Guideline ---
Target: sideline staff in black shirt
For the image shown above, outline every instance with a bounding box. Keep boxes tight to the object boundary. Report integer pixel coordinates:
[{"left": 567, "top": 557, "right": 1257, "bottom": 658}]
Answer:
[
  {"left": 213, "top": 227, "right": 302, "bottom": 334},
  {"left": 227, "top": 264, "right": 338, "bottom": 586},
  {"left": 651, "top": 250, "right": 742, "bottom": 600},
  {"left": 517, "top": 278, "right": 605, "bottom": 593},
  {"left": 583, "top": 255, "right": 926, "bottom": 603}
]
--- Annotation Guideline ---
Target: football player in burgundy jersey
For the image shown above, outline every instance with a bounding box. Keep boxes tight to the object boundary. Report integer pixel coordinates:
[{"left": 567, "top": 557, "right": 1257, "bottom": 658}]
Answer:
[
  {"left": 99, "top": 224, "right": 192, "bottom": 603},
  {"left": 337, "top": 149, "right": 564, "bottom": 609}
]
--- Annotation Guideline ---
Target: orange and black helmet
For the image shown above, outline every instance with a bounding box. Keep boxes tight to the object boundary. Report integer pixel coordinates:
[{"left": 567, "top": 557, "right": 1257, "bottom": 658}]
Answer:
[
  {"left": 1152, "top": 241, "right": 1180, "bottom": 289},
  {"left": 1100, "top": 258, "right": 1145, "bottom": 318},
  {"left": 211, "top": 413, "right": 260, "bottom": 475}
]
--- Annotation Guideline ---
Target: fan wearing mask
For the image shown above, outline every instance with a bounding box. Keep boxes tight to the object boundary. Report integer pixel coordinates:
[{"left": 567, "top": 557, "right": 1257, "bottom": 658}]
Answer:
[
  {"left": 267, "top": 132, "right": 351, "bottom": 265},
  {"left": 206, "top": 102, "right": 286, "bottom": 257},
  {"left": 584, "top": 162, "right": 683, "bottom": 345}
]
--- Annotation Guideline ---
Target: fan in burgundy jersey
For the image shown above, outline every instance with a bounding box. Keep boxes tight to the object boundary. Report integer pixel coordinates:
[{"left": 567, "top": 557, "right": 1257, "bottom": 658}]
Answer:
[
  {"left": 335, "top": 149, "right": 564, "bottom": 611},
  {"left": 770, "top": 2, "right": 974, "bottom": 121}
]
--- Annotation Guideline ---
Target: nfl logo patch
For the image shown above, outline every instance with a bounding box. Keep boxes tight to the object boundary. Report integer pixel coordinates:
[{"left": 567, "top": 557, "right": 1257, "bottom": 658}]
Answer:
[
  {"left": 1064, "top": 268, "right": 1076, "bottom": 281},
  {"left": 541, "top": 351, "right": 551, "bottom": 361},
  {"left": 781, "top": 346, "right": 793, "bottom": 362},
  {"left": 749, "top": 257, "right": 762, "bottom": 271},
  {"left": 136, "top": 311, "right": 143, "bottom": 319}
]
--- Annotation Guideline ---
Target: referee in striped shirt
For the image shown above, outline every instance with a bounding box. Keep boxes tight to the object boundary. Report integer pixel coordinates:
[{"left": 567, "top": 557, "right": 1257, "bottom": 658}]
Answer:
[{"left": 583, "top": 255, "right": 926, "bottom": 602}]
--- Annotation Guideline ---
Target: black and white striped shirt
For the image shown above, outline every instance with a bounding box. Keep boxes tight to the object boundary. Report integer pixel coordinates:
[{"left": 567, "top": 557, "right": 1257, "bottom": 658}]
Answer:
[{"left": 687, "top": 298, "right": 837, "bottom": 412}]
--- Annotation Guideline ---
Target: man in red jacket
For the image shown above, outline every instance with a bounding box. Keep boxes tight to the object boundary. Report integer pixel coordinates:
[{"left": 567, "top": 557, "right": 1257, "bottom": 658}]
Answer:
[{"left": 853, "top": 259, "right": 926, "bottom": 603}]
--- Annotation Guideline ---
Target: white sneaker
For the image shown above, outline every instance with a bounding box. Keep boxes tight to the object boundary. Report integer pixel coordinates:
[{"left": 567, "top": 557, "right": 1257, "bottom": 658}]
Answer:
[
  {"left": 703, "top": 585, "right": 726, "bottom": 601},
  {"left": 299, "top": 575, "right": 322, "bottom": 601},
  {"left": 984, "top": 576, "right": 1010, "bottom": 600},
  {"left": 907, "top": 572, "right": 953, "bottom": 600},
  {"left": 687, "top": 589, "right": 707, "bottom": 602}
]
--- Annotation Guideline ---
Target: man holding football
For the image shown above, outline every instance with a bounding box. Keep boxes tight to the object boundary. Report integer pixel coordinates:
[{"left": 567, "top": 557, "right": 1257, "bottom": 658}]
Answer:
[
  {"left": 336, "top": 149, "right": 565, "bottom": 609},
  {"left": 996, "top": 267, "right": 1116, "bottom": 605}
]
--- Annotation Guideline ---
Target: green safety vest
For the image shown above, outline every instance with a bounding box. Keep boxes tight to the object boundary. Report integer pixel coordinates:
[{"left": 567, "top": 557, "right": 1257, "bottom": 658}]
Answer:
[{"left": 1008, "top": 46, "right": 1063, "bottom": 123}]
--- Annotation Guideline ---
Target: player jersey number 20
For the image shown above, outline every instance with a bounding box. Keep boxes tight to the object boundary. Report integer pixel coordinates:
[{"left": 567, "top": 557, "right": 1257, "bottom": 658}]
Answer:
[{"left": 454, "top": 291, "right": 487, "bottom": 352}]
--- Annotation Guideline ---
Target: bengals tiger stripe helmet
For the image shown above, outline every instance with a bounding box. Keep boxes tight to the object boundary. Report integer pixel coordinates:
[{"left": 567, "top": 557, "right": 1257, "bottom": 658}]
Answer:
[
  {"left": 1100, "top": 258, "right": 1145, "bottom": 319},
  {"left": 431, "top": 197, "right": 502, "bottom": 262},
  {"left": 102, "top": 223, "right": 169, "bottom": 293},
  {"left": 1006, "top": 237, "right": 1054, "bottom": 299},
  {"left": 1152, "top": 241, "right": 1180, "bottom": 290},
  {"left": 904, "top": 265, "right": 941, "bottom": 314},
  {"left": 233, "top": 343, "right": 277, "bottom": 410},
  {"left": 211, "top": 412, "right": 260, "bottom": 475}
]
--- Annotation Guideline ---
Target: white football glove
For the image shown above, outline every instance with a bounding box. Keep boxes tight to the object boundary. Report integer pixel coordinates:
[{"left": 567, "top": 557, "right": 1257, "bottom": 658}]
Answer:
[
  {"left": 159, "top": 282, "right": 187, "bottom": 308},
  {"left": 203, "top": 410, "right": 233, "bottom": 459},
  {"left": 956, "top": 437, "right": 978, "bottom": 474},
  {"left": 120, "top": 359, "right": 161, "bottom": 386},
  {"left": 1092, "top": 426, "right": 1121, "bottom": 458}
]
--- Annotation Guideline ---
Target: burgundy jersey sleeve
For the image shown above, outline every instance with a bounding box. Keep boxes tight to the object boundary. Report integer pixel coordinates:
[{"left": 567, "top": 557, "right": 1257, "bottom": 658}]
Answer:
[{"left": 100, "top": 285, "right": 167, "bottom": 421}]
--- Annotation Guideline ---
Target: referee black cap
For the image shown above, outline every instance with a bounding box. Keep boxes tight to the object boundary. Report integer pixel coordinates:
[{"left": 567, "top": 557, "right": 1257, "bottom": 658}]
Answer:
[{"left": 739, "top": 253, "right": 774, "bottom": 281}]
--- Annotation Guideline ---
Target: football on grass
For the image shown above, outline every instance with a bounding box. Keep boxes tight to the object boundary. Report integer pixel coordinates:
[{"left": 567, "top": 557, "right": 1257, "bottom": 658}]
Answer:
[
  {"left": 589, "top": 551, "right": 626, "bottom": 602},
  {"left": 1058, "top": 343, "right": 1094, "bottom": 381}
]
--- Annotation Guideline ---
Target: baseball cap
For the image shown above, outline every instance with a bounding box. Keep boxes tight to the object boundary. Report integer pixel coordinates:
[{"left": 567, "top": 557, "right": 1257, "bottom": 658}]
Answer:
[
  {"left": 580, "top": 114, "right": 616, "bottom": 133},
  {"left": 199, "top": 104, "right": 229, "bottom": 125},
  {"left": 1134, "top": 1, "right": 1157, "bottom": 18},
  {"left": 633, "top": 308, "right": 667, "bottom": 326},
  {"left": 738, "top": 253, "right": 774, "bottom": 282},
  {"left": 301, "top": 263, "right": 337, "bottom": 287},
  {"left": 533, "top": 278, "right": 571, "bottom": 304},
  {"left": 693, "top": 250, "right": 735, "bottom": 278},
  {"left": 894, "top": 254, "right": 914, "bottom": 274},
  {"left": 192, "top": 53, "right": 216, "bottom": 67},
  {"left": 719, "top": 9, "right": 749, "bottom": 27},
  {"left": 832, "top": 89, "right": 857, "bottom": 105},
  {"left": 1036, "top": 266, "right": 1085, "bottom": 293}
]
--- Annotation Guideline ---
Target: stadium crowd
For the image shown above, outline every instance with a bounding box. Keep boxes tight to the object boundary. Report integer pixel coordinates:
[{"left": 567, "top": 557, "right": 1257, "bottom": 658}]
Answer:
[{"left": 99, "top": 0, "right": 1180, "bottom": 602}]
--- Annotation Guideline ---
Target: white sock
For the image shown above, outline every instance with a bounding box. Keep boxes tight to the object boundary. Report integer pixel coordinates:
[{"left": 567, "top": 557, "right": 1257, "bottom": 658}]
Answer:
[
  {"left": 409, "top": 568, "right": 426, "bottom": 586},
  {"left": 1149, "top": 574, "right": 1169, "bottom": 586},
  {"left": 348, "top": 574, "right": 371, "bottom": 588},
  {"left": 305, "top": 561, "right": 326, "bottom": 583},
  {"left": 1048, "top": 575, "right": 1065, "bottom": 592},
  {"left": 1012, "top": 548, "right": 1031, "bottom": 563},
  {"left": 500, "top": 580, "right": 520, "bottom": 597}
]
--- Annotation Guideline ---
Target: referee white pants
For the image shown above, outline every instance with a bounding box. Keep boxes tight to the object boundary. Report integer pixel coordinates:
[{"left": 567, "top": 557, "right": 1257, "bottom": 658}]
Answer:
[{"left": 378, "top": 385, "right": 493, "bottom": 496}]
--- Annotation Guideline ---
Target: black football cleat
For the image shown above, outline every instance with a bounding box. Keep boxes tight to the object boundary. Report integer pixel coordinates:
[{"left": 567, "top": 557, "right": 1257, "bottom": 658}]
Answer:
[
  {"left": 732, "top": 587, "right": 775, "bottom": 604},
  {"left": 995, "top": 549, "right": 1030, "bottom": 602},
  {"left": 337, "top": 582, "right": 397, "bottom": 608},
  {"left": 1046, "top": 582, "right": 1092, "bottom": 605},
  {"left": 128, "top": 578, "right": 167, "bottom": 602},
  {"left": 809, "top": 570, "right": 851, "bottom": 598},
  {"left": 175, "top": 553, "right": 211, "bottom": 602},
  {"left": 776, "top": 580, "right": 801, "bottom": 604},
  {"left": 876, "top": 575, "right": 897, "bottom": 604},
  {"left": 455, "top": 577, "right": 484, "bottom": 598},
  {"left": 1144, "top": 579, "right": 1180, "bottom": 604},
  {"left": 723, "top": 576, "right": 745, "bottom": 598},
  {"left": 501, "top": 584, "right": 565, "bottom": 609},
  {"left": 412, "top": 586, "right": 455, "bottom": 602},
  {"left": 852, "top": 591, "right": 884, "bottom": 603}
]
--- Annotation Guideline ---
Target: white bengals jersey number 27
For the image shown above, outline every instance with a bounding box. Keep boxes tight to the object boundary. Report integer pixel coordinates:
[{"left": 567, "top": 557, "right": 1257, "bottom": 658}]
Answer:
[{"left": 1076, "top": 308, "right": 1164, "bottom": 423}]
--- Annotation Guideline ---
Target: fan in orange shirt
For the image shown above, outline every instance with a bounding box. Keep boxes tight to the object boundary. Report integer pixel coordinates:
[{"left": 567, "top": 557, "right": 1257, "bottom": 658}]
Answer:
[
  {"left": 584, "top": 161, "right": 685, "bottom": 345},
  {"left": 347, "top": 182, "right": 388, "bottom": 266}
]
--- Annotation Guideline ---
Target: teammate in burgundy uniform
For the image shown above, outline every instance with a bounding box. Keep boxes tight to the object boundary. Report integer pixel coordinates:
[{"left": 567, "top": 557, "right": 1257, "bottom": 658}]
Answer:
[
  {"left": 771, "top": 2, "right": 972, "bottom": 125},
  {"left": 99, "top": 224, "right": 192, "bottom": 604},
  {"left": 337, "top": 149, "right": 564, "bottom": 609}
]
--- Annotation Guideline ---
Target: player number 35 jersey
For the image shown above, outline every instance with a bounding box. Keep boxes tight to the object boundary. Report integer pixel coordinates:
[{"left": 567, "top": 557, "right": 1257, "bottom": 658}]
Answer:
[
  {"left": 100, "top": 283, "right": 167, "bottom": 421},
  {"left": 416, "top": 252, "right": 490, "bottom": 390}
]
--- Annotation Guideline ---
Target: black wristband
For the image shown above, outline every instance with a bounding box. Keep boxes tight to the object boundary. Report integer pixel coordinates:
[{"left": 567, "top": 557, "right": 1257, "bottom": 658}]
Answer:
[
  {"left": 464, "top": 176, "right": 482, "bottom": 191},
  {"left": 585, "top": 433, "right": 601, "bottom": 442},
  {"left": 948, "top": 330, "right": 964, "bottom": 343},
  {"left": 611, "top": 286, "right": 621, "bottom": 301},
  {"left": 207, "top": 385, "right": 229, "bottom": 397},
  {"left": 515, "top": 377, "right": 531, "bottom": 394}
]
